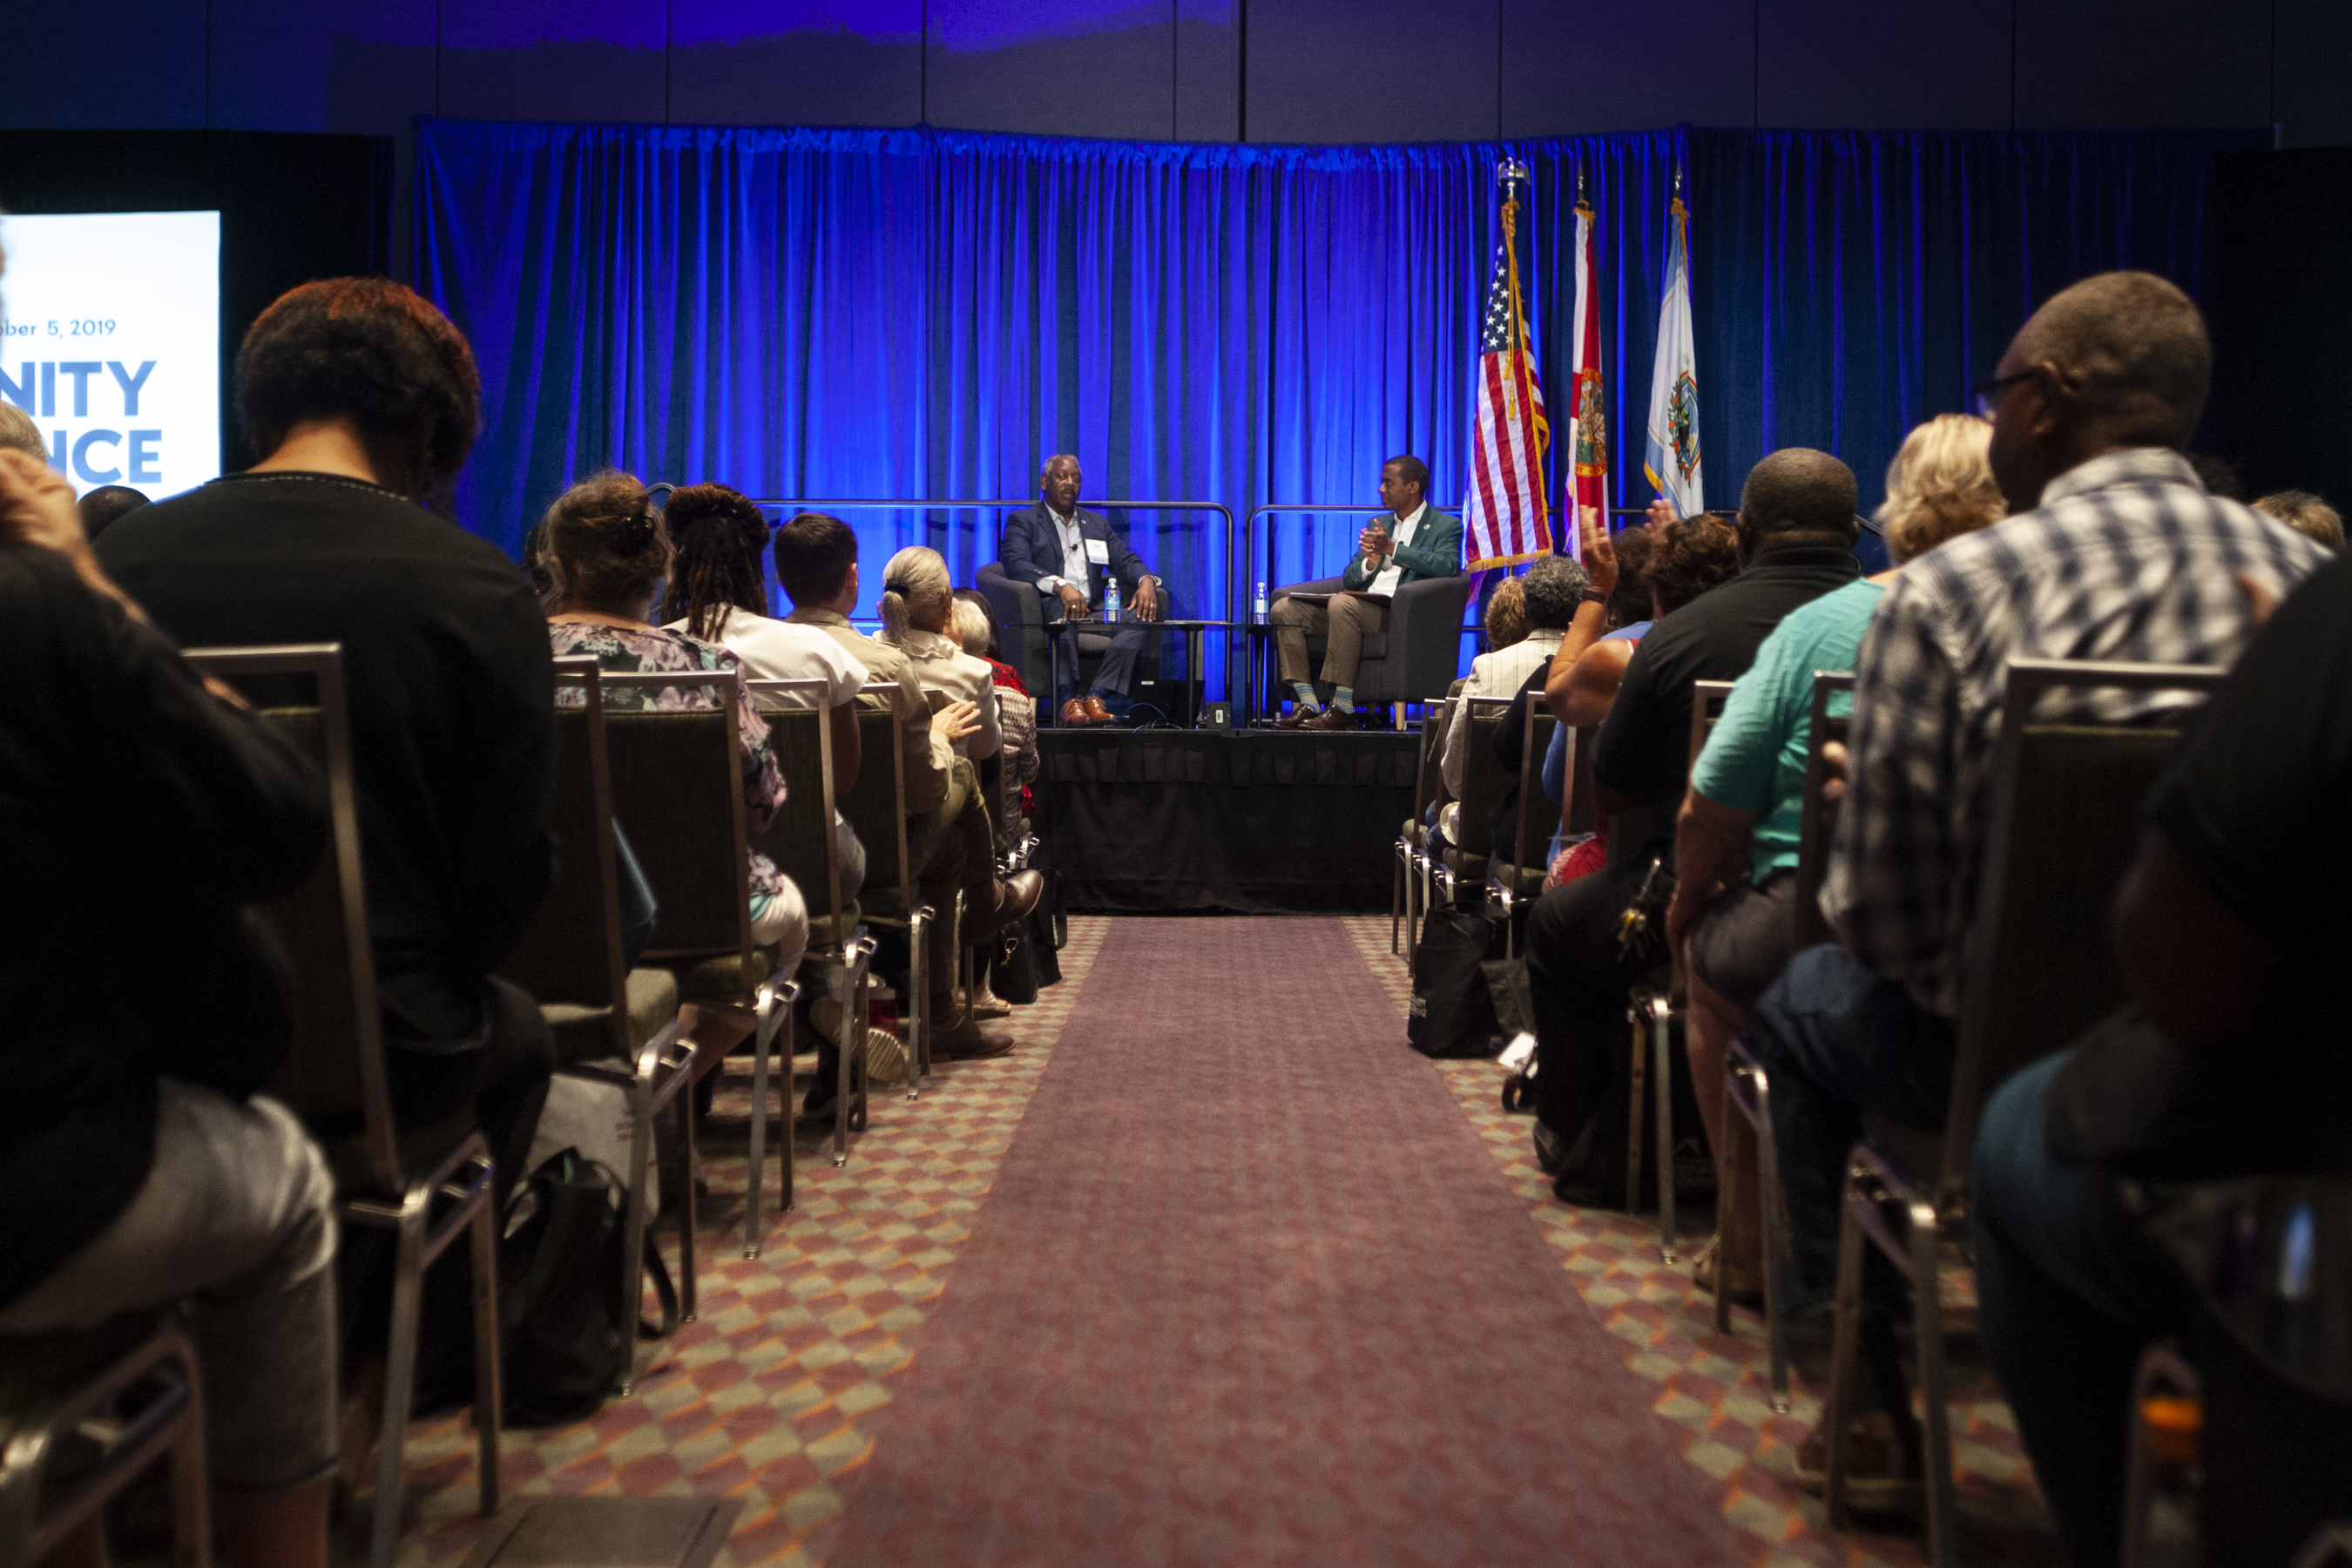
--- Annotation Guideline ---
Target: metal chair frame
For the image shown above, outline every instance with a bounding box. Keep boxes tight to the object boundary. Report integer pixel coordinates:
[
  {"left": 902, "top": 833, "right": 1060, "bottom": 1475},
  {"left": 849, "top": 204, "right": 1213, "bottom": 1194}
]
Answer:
[
  {"left": 748, "top": 679, "right": 879, "bottom": 1170},
  {"left": 1393, "top": 707, "right": 1448, "bottom": 961},
  {"left": 844, "top": 683, "right": 933, "bottom": 1096},
  {"left": 1822, "top": 658, "right": 2225, "bottom": 1565},
  {"left": 597, "top": 671, "right": 798, "bottom": 1260},
  {"left": 184, "top": 645, "right": 500, "bottom": 1568},
  {"left": 0, "top": 1321, "right": 211, "bottom": 1568},
  {"left": 1485, "top": 699, "right": 1561, "bottom": 957},
  {"left": 1717, "top": 669, "right": 1852, "bottom": 1412},
  {"left": 510, "top": 659, "right": 696, "bottom": 1390},
  {"left": 1429, "top": 696, "right": 1516, "bottom": 909},
  {"left": 1625, "top": 679, "right": 1735, "bottom": 1264}
]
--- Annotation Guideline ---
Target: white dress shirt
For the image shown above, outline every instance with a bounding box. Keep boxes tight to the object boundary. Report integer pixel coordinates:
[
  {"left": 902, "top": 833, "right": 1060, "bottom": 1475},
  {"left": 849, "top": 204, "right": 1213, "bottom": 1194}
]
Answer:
[
  {"left": 1366, "top": 503, "right": 1427, "bottom": 598},
  {"left": 1036, "top": 505, "right": 1153, "bottom": 607}
]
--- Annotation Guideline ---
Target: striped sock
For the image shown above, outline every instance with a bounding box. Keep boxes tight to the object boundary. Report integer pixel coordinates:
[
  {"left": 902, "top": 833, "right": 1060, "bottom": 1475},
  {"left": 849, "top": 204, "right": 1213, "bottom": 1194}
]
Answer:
[
  {"left": 1291, "top": 681, "right": 1320, "bottom": 710},
  {"left": 1332, "top": 686, "right": 1355, "bottom": 712}
]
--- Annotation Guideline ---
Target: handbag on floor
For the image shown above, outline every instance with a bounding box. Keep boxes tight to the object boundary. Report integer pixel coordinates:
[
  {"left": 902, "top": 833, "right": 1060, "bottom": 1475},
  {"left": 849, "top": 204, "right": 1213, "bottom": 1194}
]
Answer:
[
  {"left": 1408, "top": 907, "right": 1507, "bottom": 1059},
  {"left": 498, "top": 1149, "right": 679, "bottom": 1426}
]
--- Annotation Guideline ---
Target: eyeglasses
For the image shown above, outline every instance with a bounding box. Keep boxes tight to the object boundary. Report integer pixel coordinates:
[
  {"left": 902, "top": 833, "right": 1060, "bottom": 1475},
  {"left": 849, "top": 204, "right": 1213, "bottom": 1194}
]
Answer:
[{"left": 1971, "top": 369, "right": 2038, "bottom": 420}]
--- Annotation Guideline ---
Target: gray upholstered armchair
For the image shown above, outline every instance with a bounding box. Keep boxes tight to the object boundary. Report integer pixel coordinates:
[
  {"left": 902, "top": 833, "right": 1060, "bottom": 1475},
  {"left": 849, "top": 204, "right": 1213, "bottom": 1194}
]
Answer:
[
  {"left": 1267, "top": 572, "right": 1477, "bottom": 707},
  {"left": 974, "top": 560, "right": 1171, "bottom": 702}
]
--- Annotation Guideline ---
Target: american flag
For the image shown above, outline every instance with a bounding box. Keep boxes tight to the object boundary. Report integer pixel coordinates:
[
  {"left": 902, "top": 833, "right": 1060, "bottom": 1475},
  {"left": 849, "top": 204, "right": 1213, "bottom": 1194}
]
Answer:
[{"left": 1462, "top": 171, "right": 1552, "bottom": 569}]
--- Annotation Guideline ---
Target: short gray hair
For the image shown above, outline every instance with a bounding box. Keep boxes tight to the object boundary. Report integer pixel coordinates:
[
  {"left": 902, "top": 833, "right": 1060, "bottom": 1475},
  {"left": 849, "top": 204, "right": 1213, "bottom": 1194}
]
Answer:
[
  {"left": 1519, "top": 554, "right": 1592, "bottom": 631},
  {"left": 0, "top": 402, "right": 43, "bottom": 462},
  {"left": 2014, "top": 271, "right": 2210, "bottom": 448}
]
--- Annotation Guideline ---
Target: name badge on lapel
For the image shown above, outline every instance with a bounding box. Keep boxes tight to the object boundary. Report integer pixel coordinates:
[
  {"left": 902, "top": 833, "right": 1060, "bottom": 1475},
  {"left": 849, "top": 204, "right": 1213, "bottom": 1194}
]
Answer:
[{"left": 1085, "top": 538, "right": 1111, "bottom": 565}]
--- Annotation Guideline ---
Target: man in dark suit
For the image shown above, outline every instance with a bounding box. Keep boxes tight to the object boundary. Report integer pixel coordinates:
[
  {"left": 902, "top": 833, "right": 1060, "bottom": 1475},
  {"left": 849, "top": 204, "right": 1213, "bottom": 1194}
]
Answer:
[
  {"left": 999, "top": 454, "right": 1161, "bottom": 725},
  {"left": 1269, "top": 454, "right": 1464, "bottom": 731}
]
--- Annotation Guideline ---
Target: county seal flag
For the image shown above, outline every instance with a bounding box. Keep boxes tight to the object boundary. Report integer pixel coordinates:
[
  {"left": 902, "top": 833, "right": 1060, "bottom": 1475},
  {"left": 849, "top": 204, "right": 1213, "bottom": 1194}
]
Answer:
[{"left": 1642, "top": 191, "right": 1703, "bottom": 517}]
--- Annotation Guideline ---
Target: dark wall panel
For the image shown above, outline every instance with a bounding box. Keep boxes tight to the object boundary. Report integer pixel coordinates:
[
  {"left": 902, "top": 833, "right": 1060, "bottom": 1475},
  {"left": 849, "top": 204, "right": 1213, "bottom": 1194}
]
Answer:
[
  {"left": 208, "top": 0, "right": 437, "bottom": 133},
  {"left": 440, "top": 0, "right": 667, "bottom": 124},
  {"left": 1500, "top": 0, "right": 1752, "bottom": 136},
  {"left": 670, "top": 0, "right": 922, "bottom": 127},
  {"left": 1249, "top": 0, "right": 1498, "bottom": 144},
  {"left": 2015, "top": 0, "right": 2268, "bottom": 129},
  {"left": 1175, "top": 0, "right": 1240, "bottom": 142},
  {"left": 5, "top": 0, "right": 206, "bottom": 129},
  {"left": 926, "top": 0, "right": 1176, "bottom": 141},
  {"left": 1756, "top": 0, "right": 2010, "bottom": 129},
  {"left": 2276, "top": 0, "right": 2352, "bottom": 148}
]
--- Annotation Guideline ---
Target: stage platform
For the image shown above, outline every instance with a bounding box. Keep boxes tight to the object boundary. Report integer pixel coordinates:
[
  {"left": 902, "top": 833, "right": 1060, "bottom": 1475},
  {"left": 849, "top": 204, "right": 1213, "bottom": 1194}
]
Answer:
[{"left": 1033, "top": 727, "right": 1418, "bottom": 915}]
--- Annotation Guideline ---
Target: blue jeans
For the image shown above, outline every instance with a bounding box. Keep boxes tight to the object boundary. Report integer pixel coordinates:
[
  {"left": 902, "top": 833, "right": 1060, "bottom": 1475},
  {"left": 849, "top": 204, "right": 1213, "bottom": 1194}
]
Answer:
[
  {"left": 1748, "top": 943, "right": 1956, "bottom": 1309},
  {"left": 1972, "top": 1052, "right": 2146, "bottom": 1568}
]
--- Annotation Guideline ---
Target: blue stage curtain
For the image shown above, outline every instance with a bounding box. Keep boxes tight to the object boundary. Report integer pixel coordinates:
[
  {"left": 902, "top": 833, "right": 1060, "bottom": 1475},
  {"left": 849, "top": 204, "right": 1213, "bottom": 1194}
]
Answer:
[{"left": 415, "top": 118, "right": 2258, "bottom": 686}]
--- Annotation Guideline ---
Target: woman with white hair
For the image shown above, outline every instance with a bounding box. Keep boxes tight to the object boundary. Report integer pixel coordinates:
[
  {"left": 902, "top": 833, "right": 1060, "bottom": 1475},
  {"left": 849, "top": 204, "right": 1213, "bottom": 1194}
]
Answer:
[{"left": 877, "top": 546, "right": 1002, "bottom": 765}]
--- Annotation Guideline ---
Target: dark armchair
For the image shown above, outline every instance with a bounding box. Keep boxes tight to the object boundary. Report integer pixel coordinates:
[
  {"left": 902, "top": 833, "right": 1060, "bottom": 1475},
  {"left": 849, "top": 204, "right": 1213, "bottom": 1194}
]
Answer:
[
  {"left": 975, "top": 560, "right": 1171, "bottom": 702},
  {"left": 1268, "top": 572, "right": 1477, "bottom": 707}
]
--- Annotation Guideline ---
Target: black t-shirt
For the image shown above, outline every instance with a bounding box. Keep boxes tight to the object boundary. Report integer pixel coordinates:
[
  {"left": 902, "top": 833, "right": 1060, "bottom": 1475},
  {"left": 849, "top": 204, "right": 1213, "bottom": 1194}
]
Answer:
[
  {"left": 1593, "top": 543, "right": 1862, "bottom": 820},
  {"left": 0, "top": 544, "right": 326, "bottom": 1309},
  {"left": 98, "top": 472, "right": 557, "bottom": 1048},
  {"left": 2050, "top": 549, "right": 2352, "bottom": 1174}
]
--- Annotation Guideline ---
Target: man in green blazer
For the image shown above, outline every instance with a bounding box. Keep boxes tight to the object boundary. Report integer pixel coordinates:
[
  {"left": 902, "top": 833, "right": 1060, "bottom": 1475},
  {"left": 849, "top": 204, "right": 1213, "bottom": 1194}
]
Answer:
[{"left": 1270, "top": 454, "right": 1463, "bottom": 731}]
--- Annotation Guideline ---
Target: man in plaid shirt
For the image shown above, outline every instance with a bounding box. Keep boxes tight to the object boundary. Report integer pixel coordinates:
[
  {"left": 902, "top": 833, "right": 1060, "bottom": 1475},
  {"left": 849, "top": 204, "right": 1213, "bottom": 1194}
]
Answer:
[{"left": 1747, "top": 272, "right": 2329, "bottom": 1495}]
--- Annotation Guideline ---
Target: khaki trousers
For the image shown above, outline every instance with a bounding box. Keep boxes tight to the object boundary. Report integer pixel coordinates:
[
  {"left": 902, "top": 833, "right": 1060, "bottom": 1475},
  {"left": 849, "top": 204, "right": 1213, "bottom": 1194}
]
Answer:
[
  {"left": 891, "top": 756, "right": 996, "bottom": 997},
  {"left": 1270, "top": 592, "right": 1389, "bottom": 692}
]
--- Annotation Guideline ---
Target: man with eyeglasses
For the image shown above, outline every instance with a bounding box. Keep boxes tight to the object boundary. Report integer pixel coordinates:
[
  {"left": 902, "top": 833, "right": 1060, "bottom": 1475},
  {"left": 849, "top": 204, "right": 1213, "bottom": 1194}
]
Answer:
[{"left": 1744, "top": 270, "right": 2329, "bottom": 1506}]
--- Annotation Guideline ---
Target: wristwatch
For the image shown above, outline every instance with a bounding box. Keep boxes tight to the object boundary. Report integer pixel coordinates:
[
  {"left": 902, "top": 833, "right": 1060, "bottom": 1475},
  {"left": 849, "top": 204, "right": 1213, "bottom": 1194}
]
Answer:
[{"left": 1579, "top": 589, "right": 1611, "bottom": 606}]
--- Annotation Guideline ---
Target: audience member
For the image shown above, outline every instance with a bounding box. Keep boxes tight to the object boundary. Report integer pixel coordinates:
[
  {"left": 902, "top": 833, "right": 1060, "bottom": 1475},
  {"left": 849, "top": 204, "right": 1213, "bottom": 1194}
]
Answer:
[
  {"left": 1522, "top": 452, "right": 1861, "bottom": 1204},
  {"left": 1972, "top": 549, "right": 2352, "bottom": 1565},
  {"left": 540, "top": 472, "right": 809, "bottom": 1085},
  {"left": 877, "top": 545, "right": 1003, "bottom": 764},
  {"left": 75, "top": 483, "right": 148, "bottom": 541},
  {"left": 2253, "top": 487, "right": 2343, "bottom": 551},
  {"left": 1438, "top": 554, "right": 1590, "bottom": 849},
  {"left": 0, "top": 447, "right": 339, "bottom": 1568},
  {"left": 0, "top": 400, "right": 43, "bottom": 461},
  {"left": 97, "top": 277, "right": 558, "bottom": 1200},
  {"left": 2186, "top": 450, "right": 2245, "bottom": 501},
  {"left": 1749, "top": 271, "right": 2328, "bottom": 1494},
  {"left": 773, "top": 513, "right": 1043, "bottom": 1057},
  {"left": 1663, "top": 415, "right": 2003, "bottom": 1301},
  {"left": 1483, "top": 576, "right": 1529, "bottom": 652},
  {"left": 954, "top": 590, "right": 1039, "bottom": 865},
  {"left": 1539, "top": 518, "right": 1724, "bottom": 890},
  {"left": 662, "top": 480, "right": 871, "bottom": 895}
]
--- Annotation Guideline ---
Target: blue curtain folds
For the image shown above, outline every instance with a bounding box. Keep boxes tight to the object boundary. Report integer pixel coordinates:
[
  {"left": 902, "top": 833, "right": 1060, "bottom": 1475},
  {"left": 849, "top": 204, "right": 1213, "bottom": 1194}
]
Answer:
[{"left": 416, "top": 118, "right": 2258, "bottom": 689}]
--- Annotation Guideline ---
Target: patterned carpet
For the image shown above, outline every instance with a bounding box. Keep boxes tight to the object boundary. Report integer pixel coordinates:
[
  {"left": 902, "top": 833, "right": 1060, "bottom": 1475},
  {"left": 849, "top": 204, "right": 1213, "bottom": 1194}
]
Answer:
[{"left": 374, "top": 914, "right": 2056, "bottom": 1568}]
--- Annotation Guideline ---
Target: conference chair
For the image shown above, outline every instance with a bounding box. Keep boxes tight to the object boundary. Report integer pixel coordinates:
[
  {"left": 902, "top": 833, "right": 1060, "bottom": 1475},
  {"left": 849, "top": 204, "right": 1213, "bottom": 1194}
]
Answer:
[
  {"left": 747, "top": 678, "right": 877, "bottom": 1170},
  {"left": 1717, "top": 670, "right": 1852, "bottom": 1413},
  {"left": 1822, "top": 659, "right": 2224, "bottom": 1567},
  {"left": 0, "top": 1317, "right": 210, "bottom": 1568},
  {"left": 1625, "top": 679, "right": 1734, "bottom": 1263},
  {"left": 497, "top": 659, "right": 693, "bottom": 1390},
  {"left": 1393, "top": 707, "right": 1447, "bottom": 959},
  {"left": 833, "top": 685, "right": 932, "bottom": 1093},
  {"left": 184, "top": 645, "right": 501, "bottom": 1568},
  {"left": 1430, "top": 697, "right": 1515, "bottom": 909},
  {"left": 1484, "top": 699, "right": 1560, "bottom": 956},
  {"left": 2119, "top": 1343, "right": 2201, "bottom": 1568},
  {"left": 1265, "top": 573, "right": 1480, "bottom": 721},
  {"left": 598, "top": 672, "right": 797, "bottom": 1260}
]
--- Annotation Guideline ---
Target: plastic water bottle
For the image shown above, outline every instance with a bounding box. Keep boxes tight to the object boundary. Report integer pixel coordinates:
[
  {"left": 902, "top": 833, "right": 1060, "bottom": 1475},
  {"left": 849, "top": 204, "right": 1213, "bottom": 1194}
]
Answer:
[
  {"left": 1104, "top": 575, "right": 1121, "bottom": 623},
  {"left": 1254, "top": 579, "right": 1269, "bottom": 620}
]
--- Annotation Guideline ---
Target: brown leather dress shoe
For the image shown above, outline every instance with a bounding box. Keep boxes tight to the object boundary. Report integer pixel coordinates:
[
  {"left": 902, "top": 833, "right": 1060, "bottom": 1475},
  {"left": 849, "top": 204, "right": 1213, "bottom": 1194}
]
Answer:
[
  {"left": 1301, "top": 705, "right": 1362, "bottom": 732},
  {"left": 1274, "top": 704, "right": 1318, "bottom": 730},
  {"left": 1059, "top": 699, "right": 1094, "bottom": 727},
  {"left": 966, "top": 869, "right": 1045, "bottom": 941},
  {"left": 1081, "top": 694, "right": 1116, "bottom": 724},
  {"left": 929, "top": 1003, "right": 1015, "bottom": 1059}
]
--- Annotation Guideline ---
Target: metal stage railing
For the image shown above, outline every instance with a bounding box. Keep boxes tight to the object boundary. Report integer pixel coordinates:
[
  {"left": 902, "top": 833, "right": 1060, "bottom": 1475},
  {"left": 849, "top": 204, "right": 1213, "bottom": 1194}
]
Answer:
[{"left": 740, "top": 497, "right": 1240, "bottom": 697}]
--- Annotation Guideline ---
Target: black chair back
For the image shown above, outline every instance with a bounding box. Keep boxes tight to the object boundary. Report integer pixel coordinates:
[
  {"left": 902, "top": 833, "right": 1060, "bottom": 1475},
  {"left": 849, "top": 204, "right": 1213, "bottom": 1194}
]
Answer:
[
  {"left": 837, "top": 684, "right": 912, "bottom": 915},
  {"left": 1941, "top": 658, "right": 2225, "bottom": 1200},
  {"left": 183, "top": 644, "right": 401, "bottom": 1198},
  {"left": 1504, "top": 701, "right": 1559, "bottom": 875},
  {"left": 598, "top": 672, "right": 754, "bottom": 973},
  {"left": 747, "top": 678, "right": 847, "bottom": 945},
  {"left": 499, "top": 659, "right": 627, "bottom": 1025},
  {"left": 1453, "top": 697, "right": 1515, "bottom": 860}
]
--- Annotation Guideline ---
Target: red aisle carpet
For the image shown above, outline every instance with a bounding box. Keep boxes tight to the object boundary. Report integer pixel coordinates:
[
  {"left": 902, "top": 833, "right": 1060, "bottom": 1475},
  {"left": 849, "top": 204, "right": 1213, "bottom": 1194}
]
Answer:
[{"left": 817, "top": 916, "right": 1754, "bottom": 1566}]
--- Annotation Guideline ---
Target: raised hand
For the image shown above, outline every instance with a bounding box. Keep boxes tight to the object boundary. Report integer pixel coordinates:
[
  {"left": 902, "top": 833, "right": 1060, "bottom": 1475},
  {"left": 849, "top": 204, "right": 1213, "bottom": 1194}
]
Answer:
[{"left": 1578, "top": 505, "right": 1619, "bottom": 596}]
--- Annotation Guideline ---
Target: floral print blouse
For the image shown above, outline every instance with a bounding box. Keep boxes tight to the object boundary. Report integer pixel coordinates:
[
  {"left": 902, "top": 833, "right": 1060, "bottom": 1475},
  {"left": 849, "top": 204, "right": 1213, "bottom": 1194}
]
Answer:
[{"left": 547, "top": 621, "right": 787, "bottom": 900}]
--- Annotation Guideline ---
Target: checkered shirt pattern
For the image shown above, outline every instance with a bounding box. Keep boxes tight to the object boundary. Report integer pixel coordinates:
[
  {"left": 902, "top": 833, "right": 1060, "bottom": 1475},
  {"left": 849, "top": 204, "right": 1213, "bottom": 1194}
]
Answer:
[{"left": 1821, "top": 446, "right": 2332, "bottom": 1017}]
